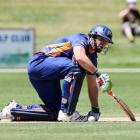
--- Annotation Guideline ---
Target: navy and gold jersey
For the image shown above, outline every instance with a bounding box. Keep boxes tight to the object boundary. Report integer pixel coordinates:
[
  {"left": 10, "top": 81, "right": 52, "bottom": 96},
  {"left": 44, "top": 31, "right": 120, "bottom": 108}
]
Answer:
[{"left": 40, "top": 33, "right": 97, "bottom": 66}]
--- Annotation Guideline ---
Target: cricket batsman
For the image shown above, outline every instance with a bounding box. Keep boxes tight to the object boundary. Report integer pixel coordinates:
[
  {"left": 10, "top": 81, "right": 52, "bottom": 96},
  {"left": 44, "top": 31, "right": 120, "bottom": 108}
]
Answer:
[{"left": 0, "top": 25, "right": 113, "bottom": 122}]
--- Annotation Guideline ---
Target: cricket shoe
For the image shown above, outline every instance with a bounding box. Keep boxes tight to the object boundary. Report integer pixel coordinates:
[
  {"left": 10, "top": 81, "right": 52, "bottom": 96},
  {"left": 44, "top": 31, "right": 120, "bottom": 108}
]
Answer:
[
  {"left": 70, "top": 111, "right": 88, "bottom": 122},
  {"left": 87, "top": 111, "right": 100, "bottom": 122},
  {"left": 58, "top": 110, "right": 88, "bottom": 122},
  {"left": 0, "top": 100, "right": 17, "bottom": 119}
]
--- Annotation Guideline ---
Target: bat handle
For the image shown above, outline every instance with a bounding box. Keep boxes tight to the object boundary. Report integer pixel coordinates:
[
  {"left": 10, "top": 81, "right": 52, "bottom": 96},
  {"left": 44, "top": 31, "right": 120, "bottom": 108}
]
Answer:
[
  {"left": 108, "top": 91, "right": 113, "bottom": 96},
  {"left": 108, "top": 91, "right": 118, "bottom": 100}
]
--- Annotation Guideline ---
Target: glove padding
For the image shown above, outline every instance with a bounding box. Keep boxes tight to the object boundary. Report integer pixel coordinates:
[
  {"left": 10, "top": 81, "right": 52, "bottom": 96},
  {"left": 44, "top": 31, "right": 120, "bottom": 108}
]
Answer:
[
  {"left": 101, "top": 80, "right": 112, "bottom": 93},
  {"left": 98, "top": 73, "right": 112, "bottom": 93}
]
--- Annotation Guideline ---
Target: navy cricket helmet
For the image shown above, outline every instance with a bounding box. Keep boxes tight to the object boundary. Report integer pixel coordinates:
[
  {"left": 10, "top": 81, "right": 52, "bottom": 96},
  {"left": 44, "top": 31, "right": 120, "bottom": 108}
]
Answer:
[{"left": 88, "top": 25, "right": 113, "bottom": 44}]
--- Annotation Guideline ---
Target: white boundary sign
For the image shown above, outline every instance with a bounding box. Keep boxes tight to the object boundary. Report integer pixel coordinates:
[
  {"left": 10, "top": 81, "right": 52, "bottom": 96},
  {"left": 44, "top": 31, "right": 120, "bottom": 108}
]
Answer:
[{"left": 0, "top": 28, "right": 35, "bottom": 68}]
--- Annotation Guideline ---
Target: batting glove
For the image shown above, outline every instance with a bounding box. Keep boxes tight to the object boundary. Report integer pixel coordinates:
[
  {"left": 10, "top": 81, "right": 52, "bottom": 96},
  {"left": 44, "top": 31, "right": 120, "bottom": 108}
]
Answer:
[
  {"left": 99, "top": 73, "right": 110, "bottom": 82},
  {"left": 101, "top": 80, "right": 112, "bottom": 93},
  {"left": 97, "top": 73, "right": 112, "bottom": 93}
]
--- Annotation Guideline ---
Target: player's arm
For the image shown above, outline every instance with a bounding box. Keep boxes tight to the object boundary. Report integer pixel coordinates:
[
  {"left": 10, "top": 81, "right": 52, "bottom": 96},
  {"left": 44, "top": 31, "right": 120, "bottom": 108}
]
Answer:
[
  {"left": 119, "top": 8, "right": 130, "bottom": 19},
  {"left": 86, "top": 74, "right": 100, "bottom": 122},
  {"left": 86, "top": 74, "right": 99, "bottom": 108},
  {"left": 73, "top": 46, "right": 97, "bottom": 74}
]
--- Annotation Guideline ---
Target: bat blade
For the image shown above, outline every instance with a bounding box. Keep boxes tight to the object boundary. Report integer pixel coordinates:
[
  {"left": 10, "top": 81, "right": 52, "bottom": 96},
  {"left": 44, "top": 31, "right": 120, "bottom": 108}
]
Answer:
[{"left": 108, "top": 91, "right": 136, "bottom": 121}]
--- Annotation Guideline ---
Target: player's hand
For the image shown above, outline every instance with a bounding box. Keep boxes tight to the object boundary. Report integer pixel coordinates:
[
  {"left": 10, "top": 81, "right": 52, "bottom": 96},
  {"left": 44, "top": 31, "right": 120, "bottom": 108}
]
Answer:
[
  {"left": 99, "top": 73, "right": 110, "bottom": 82},
  {"left": 97, "top": 73, "right": 112, "bottom": 93},
  {"left": 101, "top": 80, "right": 112, "bottom": 93}
]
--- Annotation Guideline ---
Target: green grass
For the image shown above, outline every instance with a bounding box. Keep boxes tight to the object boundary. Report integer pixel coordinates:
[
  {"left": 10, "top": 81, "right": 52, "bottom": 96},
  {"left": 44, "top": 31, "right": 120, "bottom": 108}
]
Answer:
[
  {"left": 0, "top": 122, "right": 140, "bottom": 140},
  {"left": 0, "top": 73, "right": 41, "bottom": 107}
]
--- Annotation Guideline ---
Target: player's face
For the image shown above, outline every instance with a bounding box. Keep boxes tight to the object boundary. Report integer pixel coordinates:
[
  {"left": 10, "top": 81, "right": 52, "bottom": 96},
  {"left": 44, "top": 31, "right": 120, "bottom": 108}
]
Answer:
[{"left": 95, "top": 36, "right": 109, "bottom": 53}]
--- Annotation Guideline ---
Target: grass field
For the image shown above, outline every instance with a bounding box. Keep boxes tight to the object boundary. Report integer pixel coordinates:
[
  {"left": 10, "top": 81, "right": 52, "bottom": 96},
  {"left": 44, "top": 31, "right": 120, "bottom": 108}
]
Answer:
[
  {"left": 0, "top": 122, "right": 140, "bottom": 140},
  {"left": 0, "top": 0, "right": 140, "bottom": 140}
]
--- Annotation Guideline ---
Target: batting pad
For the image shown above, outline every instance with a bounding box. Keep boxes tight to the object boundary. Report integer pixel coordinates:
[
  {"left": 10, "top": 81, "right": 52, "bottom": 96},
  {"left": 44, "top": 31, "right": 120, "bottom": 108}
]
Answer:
[
  {"left": 66, "top": 74, "right": 85, "bottom": 115},
  {"left": 10, "top": 108, "right": 58, "bottom": 121}
]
